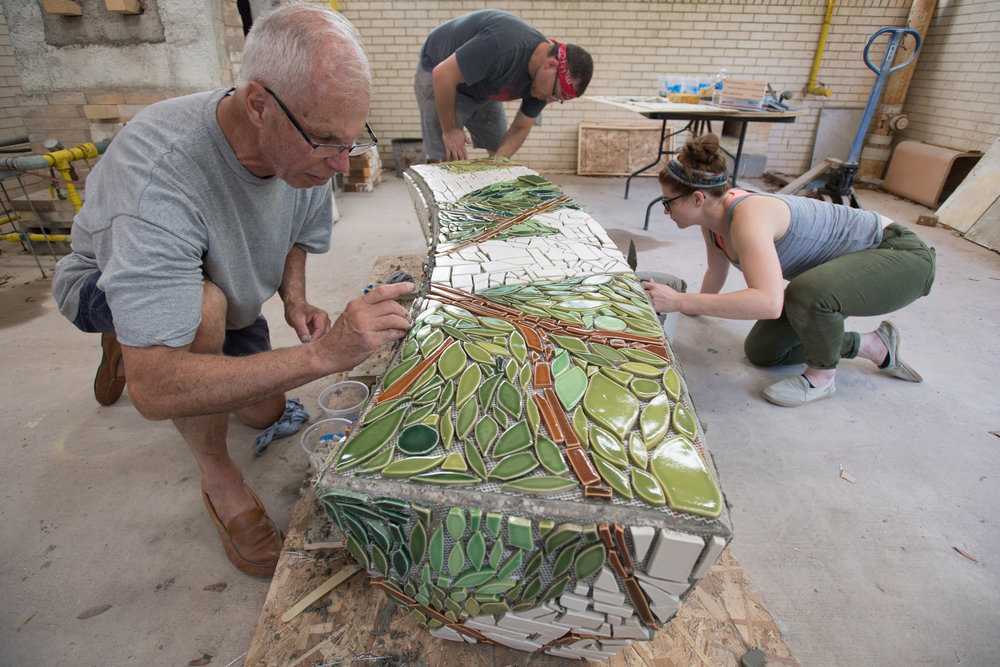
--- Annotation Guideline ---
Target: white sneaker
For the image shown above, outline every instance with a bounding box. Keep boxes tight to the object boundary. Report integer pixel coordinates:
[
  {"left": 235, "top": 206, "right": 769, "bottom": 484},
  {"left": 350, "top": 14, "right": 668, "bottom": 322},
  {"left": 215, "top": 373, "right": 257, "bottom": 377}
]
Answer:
[{"left": 762, "top": 375, "right": 836, "bottom": 407}]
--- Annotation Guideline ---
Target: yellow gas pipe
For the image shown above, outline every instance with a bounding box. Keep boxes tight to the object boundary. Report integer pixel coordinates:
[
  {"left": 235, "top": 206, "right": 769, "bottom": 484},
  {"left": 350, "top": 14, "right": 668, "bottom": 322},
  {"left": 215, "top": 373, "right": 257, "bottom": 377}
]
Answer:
[
  {"left": 43, "top": 141, "right": 103, "bottom": 213},
  {"left": 807, "top": 0, "right": 836, "bottom": 96}
]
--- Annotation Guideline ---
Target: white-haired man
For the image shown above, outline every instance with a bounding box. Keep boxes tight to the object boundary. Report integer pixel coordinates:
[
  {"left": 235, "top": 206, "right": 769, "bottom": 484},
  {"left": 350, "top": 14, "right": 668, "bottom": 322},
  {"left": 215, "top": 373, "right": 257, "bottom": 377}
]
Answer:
[{"left": 52, "top": 3, "right": 411, "bottom": 577}]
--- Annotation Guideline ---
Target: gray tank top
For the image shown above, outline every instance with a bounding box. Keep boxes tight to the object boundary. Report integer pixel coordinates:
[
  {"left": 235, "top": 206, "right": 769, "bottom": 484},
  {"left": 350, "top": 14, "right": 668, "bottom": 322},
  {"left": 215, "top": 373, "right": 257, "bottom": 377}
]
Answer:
[{"left": 724, "top": 193, "right": 883, "bottom": 280}]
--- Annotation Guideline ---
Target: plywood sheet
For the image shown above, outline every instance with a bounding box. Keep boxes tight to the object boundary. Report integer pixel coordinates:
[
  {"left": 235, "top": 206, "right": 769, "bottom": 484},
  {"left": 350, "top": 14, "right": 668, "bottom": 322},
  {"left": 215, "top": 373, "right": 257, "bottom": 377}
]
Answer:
[{"left": 578, "top": 120, "right": 669, "bottom": 176}]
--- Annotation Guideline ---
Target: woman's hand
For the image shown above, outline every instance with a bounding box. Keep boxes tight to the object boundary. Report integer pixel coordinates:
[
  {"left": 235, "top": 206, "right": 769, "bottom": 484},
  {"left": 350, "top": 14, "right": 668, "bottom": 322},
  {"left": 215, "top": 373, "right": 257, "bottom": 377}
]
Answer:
[{"left": 642, "top": 279, "right": 684, "bottom": 313}]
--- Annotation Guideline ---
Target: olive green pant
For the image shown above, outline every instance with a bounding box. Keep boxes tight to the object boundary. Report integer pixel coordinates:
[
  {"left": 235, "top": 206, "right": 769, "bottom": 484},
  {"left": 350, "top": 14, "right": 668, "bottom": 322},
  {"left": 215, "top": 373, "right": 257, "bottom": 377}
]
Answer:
[{"left": 744, "top": 224, "right": 936, "bottom": 370}]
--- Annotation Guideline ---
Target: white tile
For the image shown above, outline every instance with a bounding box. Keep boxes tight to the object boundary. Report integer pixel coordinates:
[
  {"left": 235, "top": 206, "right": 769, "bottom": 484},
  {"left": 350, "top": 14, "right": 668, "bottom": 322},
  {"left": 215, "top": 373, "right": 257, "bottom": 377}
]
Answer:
[
  {"left": 592, "top": 600, "right": 632, "bottom": 617},
  {"left": 593, "top": 566, "right": 619, "bottom": 592},
  {"left": 691, "top": 535, "right": 727, "bottom": 580},
  {"left": 646, "top": 528, "right": 705, "bottom": 582},
  {"left": 592, "top": 588, "right": 625, "bottom": 606},
  {"left": 430, "top": 625, "right": 465, "bottom": 642},
  {"left": 558, "top": 592, "right": 591, "bottom": 611},
  {"left": 630, "top": 525, "right": 657, "bottom": 563},
  {"left": 635, "top": 572, "right": 690, "bottom": 597},
  {"left": 557, "top": 608, "right": 606, "bottom": 630},
  {"left": 481, "top": 631, "right": 543, "bottom": 652}
]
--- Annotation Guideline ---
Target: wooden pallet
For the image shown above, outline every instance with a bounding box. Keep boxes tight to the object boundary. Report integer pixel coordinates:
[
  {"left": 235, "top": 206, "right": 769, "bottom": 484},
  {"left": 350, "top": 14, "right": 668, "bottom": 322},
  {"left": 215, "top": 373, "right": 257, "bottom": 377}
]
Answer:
[{"left": 245, "top": 255, "right": 799, "bottom": 666}]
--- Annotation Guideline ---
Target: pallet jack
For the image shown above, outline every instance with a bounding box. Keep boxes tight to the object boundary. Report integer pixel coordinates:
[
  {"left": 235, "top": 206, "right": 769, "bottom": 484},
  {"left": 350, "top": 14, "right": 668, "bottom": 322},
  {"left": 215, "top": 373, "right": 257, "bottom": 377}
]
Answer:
[{"left": 779, "top": 27, "right": 922, "bottom": 207}]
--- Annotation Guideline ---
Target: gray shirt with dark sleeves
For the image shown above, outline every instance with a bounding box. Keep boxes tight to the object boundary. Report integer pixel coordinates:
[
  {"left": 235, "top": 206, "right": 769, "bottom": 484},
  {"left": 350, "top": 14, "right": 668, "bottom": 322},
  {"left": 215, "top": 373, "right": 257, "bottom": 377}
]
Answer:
[
  {"left": 52, "top": 88, "right": 334, "bottom": 349},
  {"left": 418, "top": 9, "right": 548, "bottom": 118}
]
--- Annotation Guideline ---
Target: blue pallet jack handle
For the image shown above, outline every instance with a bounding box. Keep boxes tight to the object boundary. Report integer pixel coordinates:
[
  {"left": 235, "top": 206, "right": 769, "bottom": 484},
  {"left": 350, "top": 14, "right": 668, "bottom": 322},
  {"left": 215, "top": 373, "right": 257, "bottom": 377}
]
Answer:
[
  {"left": 845, "top": 27, "right": 922, "bottom": 165},
  {"left": 822, "top": 27, "right": 921, "bottom": 205}
]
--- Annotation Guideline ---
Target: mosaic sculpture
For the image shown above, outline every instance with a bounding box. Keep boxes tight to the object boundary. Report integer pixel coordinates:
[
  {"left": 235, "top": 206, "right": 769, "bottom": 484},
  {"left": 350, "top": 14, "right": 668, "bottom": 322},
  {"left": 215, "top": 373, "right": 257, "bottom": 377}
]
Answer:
[{"left": 314, "top": 157, "right": 731, "bottom": 659}]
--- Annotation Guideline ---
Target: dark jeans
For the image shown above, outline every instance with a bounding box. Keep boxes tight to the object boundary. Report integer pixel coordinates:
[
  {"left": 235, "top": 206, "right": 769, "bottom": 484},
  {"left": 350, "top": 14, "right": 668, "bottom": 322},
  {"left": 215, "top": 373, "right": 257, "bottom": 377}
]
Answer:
[
  {"left": 744, "top": 223, "right": 936, "bottom": 370},
  {"left": 72, "top": 271, "right": 272, "bottom": 357}
]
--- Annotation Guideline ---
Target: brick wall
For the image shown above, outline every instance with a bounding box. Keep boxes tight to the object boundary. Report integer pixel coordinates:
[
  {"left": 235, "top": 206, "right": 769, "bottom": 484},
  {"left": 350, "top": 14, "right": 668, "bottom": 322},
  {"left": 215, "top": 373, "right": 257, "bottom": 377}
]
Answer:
[
  {"left": 0, "top": 4, "right": 25, "bottom": 140},
  {"left": 342, "top": 0, "right": 998, "bottom": 177},
  {"left": 898, "top": 0, "right": 1000, "bottom": 152}
]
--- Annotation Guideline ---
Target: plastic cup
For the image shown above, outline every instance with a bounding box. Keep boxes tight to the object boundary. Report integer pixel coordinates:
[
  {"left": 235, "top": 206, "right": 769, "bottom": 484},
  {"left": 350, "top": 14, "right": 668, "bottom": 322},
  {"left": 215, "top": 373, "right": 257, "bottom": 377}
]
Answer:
[
  {"left": 300, "top": 417, "right": 353, "bottom": 473},
  {"left": 318, "top": 380, "right": 370, "bottom": 421}
]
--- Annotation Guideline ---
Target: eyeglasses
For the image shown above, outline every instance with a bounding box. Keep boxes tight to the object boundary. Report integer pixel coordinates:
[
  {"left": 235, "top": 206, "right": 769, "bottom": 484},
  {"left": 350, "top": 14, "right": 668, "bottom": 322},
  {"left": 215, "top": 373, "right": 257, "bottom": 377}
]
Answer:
[
  {"left": 550, "top": 75, "right": 564, "bottom": 104},
  {"left": 264, "top": 86, "right": 378, "bottom": 157},
  {"left": 661, "top": 193, "right": 687, "bottom": 213}
]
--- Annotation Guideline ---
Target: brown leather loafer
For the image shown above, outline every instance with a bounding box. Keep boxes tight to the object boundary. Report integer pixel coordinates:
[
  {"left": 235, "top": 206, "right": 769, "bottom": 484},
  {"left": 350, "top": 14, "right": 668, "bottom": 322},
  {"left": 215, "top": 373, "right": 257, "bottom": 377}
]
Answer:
[
  {"left": 202, "top": 485, "right": 284, "bottom": 578},
  {"left": 94, "top": 332, "right": 126, "bottom": 406}
]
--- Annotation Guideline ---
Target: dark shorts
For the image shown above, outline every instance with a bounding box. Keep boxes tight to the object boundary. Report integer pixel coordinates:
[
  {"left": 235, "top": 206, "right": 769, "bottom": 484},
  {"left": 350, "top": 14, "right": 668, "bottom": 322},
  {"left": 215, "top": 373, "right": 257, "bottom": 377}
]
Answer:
[{"left": 72, "top": 271, "right": 272, "bottom": 357}]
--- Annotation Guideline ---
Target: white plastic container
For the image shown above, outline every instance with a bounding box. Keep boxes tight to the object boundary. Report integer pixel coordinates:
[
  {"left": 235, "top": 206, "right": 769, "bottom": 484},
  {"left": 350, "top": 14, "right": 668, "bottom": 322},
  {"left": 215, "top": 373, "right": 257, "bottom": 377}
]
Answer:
[
  {"left": 300, "top": 417, "right": 353, "bottom": 473},
  {"left": 318, "top": 380, "right": 370, "bottom": 421}
]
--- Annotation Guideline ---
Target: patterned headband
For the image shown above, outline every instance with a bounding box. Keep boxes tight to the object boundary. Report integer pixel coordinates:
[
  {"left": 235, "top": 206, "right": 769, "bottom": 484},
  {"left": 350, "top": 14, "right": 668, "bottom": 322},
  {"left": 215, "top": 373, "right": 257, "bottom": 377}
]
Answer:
[
  {"left": 554, "top": 42, "right": 577, "bottom": 101},
  {"left": 665, "top": 159, "right": 729, "bottom": 188}
]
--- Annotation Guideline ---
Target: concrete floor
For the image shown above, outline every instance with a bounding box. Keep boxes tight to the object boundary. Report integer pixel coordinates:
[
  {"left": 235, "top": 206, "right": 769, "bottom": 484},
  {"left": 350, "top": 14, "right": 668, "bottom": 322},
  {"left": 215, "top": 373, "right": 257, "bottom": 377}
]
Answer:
[{"left": 1, "top": 171, "right": 997, "bottom": 666}]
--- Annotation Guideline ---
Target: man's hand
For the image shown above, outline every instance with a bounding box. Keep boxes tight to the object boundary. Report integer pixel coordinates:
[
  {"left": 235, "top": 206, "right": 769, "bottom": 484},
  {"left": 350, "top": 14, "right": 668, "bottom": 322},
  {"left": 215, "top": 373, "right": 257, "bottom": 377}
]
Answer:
[
  {"left": 316, "top": 282, "right": 413, "bottom": 370},
  {"left": 442, "top": 127, "right": 471, "bottom": 161},
  {"left": 285, "top": 301, "right": 332, "bottom": 343},
  {"left": 642, "top": 279, "right": 684, "bottom": 314}
]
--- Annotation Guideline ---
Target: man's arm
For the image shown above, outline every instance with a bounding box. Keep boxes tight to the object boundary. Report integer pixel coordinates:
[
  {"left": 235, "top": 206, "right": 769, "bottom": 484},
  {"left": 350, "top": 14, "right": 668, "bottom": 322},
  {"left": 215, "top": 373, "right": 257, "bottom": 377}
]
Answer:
[
  {"left": 431, "top": 55, "right": 472, "bottom": 160},
  {"left": 121, "top": 281, "right": 413, "bottom": 421},
  {"left": 494, "top": 110, "right": 536, "bottom": 159},
  {"left": 279, "top": 245, "right": 330, "bottom": 343}
]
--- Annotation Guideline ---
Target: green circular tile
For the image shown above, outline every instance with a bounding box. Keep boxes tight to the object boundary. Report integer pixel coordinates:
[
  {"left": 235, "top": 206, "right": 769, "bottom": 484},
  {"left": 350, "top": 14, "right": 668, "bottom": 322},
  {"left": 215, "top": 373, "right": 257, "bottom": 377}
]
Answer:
[{"left": 397, "top": 423, "right": 440, "bottom": 456}]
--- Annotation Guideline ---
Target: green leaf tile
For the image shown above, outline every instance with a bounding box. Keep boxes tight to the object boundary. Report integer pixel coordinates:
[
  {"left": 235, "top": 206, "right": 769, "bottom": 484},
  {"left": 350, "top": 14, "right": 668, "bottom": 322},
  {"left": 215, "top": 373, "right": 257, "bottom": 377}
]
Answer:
[
  {"left": 632, "top": 467, "right": 667, "bottom": 507},
  {"left": 474, "top": 415, "right": 499, "bottom": 452},
  {"left": 518, "top": 362, "right": 531, "bottom": 388},
  {"left": 510, "top": 330, "right": 527, "bottom": 364},
  {"left": 583, "top": 372, "right": 640, "bottom": 440},
  {"left": 673, "top": 402, "right": 698, "bottom": 439},
  {"left": 381, "top": 357, "right": 420, "bottom": 392},
  {"left": 497, "top": 549, "right": 522, "bottom": 579},
  {"left": 590, "top": 424, "right": 629, "bottom": 468},
  {"left": 520, "top": 575, "right": 542, "bottom": 600},
  {"left": 641, "top": 393, "right": 672, "bottom": 447},
  {"left": 371, "top": 543, "right": 389, "bottom": 577},
  {"left": 630, "top": 378, "right": 662, "bottom": 400},
  {"left": 594, "top": 315, "right": 627, "bottom": 331},
  {"left": 477, "top": 578, "right": 518, "bottom": 595},
  {"left": 650, "top": 434, "right": 722, "bottom": 519},
  {"left": 335, "top": 406, "right": 407, "bottom": 471},
  {"left": 437, "top": 341, "right": 467, "bottom": 380},
  {"left": 555, "top": 365, "right": 588, "bottom": 411},
  {"left": 593, "top": 455, "right": 633, "bottom": 500},
  {"left": 362, "top": 397, "right": 408, "bottom": 423},
  {"left": 456, "top": 399, "right": 478, "bottom": 439},
  {"left": 620, "top": 361, "right": 662, "bottom": 378},
  {"left": 488, "top": 537, "right": 504, "bottom": 569},
  {"left": 629, "top": 432, "right": 649, "bottom": 469},
  {"left": 391, "top": 546, "right": 411, "bottom": 577},
  {"left": 551, "top": 544, "right": 576, "bottom": 579},
  {"left": 492, "top": 420, "right": 532, "bottom": 457},
  {"left": 540, "top": 573, "right": 571, "bottom": 602},
  {"left": 479, "top": 341, "right": 511, "bottom": 358},
  {"left": 489, "top": 451, "right": 539, "bottom": 481},
  {"left": 504, "top": 357, "right": 519, "bottom": 384},
  {"left": 345, "top": 532, "right": 369, "bottom": 569},
  {"left": 464, "top": 342, "right": 495, "bottom": 365},
  {"left": 574, "top": 542, "right": 607, "bottom": 580},
  {"left": 410, "top": 471, "right": 480, "bottom": 486},
  {"left": 464, "top": 439, "right": 487, "bottom": 479},
  {"left": 496, "top": 380, "right": 523, "bottom": 418},
  {"left": 526, "top": 395, "right": 540, "bottom": 434},
  {"left": 551, "top": 349, "right": 572, "bottom": 377},
  {"left": 397, "top": 423, "right": 440, "bottom": 456},
  {"left": 507, "top": 516, "right": 535, "bottom": 550},
  {"left": 439, "top": 409, "right": 454, "bottom": 450},
  {"left": 535, "top": 436, "right": 569, "bottom": 475},
  {"left": 663, "top": 366, "right": 683, "bottom": 400},
  {"left": 623, "top": 348, "right": 670, "bottom": 366},
  {"left": 572, "top": 407, "right": 589, "bottom": 445},
  {"left": 478, "top": 374, "right": 502, "bottom": 407},
  {"left": 413, "top": 385, "right": 442, "bottom": 406},
  {"left": 452, "top": 568, "right": 494, "bottom": 587},
  {"left": 437, "top": 380, "right": 455, "bottom": 412},
  {"left": 402, "top": 402, "right": 436, "bottom": 426},
  {"left": 364, "top": 517, "right": 392, "bottom": 553},
  {"left": 355, "top": 445, "right": 395, "bottom": 474},
  {"left": 409, "top": 519, "right": 427, "bottom": 565},
  {"left": 455, "top": 363, "right": 482, "bottom": 407},
  {"left": 492, "top": 405, "right": 508, "bottom": 429},
  {"left": 464, "top": 597, "right": 480, "bottom": 616},
  {"left": 467, "top": 531, "right": 486, "bottom": 570},
  {"left": 446, "top": 507, "right": 466, "bottom": 541},
  {"left": 419, "top": 328, "right": 444, "bottom": 356},
  {"left": 543, "top": 523, "right": 582, "bottom": 555},
  {"left": 448, "top": 542, "right": 466, "bottom": 574},
  {"left": 380, "top": 454, "right": 445, "bottom": 479},
  {"left": 600, "top": 367, "right": 633, "bottom": 388},
  {"left": 501, "top": 476, "right": 578, "bottom": 496},
  {"left": 469, "top": 508, "right": 482, "bottom": 532}
]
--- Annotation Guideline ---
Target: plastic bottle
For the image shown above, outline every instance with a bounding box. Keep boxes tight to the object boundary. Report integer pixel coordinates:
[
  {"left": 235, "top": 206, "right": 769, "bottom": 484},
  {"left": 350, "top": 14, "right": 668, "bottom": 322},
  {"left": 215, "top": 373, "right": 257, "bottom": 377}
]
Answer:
[{"left": 711, "top": 68, "right": 727, "bottom": 104}]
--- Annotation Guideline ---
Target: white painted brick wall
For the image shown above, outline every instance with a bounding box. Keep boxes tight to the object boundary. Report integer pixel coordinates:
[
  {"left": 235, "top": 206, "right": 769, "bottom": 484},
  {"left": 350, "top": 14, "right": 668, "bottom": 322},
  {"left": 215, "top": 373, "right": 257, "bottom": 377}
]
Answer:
[{"left": 344, "top": 0, "right": 997, "bottom": 178}]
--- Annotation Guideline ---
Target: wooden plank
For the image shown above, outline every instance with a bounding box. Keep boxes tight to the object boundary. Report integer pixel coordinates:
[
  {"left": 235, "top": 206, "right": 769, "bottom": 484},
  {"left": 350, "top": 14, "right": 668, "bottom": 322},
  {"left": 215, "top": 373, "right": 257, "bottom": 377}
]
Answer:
[{"left": 578, "top": 120, "right": 668, "bottom": 177}]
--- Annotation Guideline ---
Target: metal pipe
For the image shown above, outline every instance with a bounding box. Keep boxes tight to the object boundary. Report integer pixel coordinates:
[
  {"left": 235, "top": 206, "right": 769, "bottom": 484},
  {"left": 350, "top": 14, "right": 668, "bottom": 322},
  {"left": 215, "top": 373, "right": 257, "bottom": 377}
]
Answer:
[{"left": 806, "top": 0, "right": 836, "bottom": 96}]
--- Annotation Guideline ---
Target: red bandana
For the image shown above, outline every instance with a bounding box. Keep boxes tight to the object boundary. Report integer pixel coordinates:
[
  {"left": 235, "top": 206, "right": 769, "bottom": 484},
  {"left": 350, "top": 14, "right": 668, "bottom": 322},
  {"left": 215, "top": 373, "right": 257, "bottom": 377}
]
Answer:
[{"left": 554, "top": 42, "right": 577, "bottom": 101}]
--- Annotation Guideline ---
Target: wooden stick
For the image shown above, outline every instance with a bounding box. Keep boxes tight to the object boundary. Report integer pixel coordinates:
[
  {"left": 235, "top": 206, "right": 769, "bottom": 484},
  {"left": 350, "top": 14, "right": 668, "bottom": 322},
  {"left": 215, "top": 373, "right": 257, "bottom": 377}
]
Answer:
[{"left": 280, "top": 564, "right": 360, "bottom": 623}]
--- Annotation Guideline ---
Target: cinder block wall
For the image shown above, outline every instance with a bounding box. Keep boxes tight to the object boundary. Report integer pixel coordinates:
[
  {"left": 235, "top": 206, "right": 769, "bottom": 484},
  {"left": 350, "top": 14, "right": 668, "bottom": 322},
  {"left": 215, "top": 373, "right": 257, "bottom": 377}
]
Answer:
[{"left": 898, "top": 0, "right": 1000, "bottom": 152}]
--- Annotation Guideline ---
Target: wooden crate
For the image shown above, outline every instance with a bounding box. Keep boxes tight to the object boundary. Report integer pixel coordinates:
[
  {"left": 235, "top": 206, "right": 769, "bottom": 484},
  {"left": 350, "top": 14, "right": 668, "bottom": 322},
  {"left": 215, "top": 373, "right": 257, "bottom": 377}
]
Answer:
[{"left": 577, "top": 120, "right": 670, "bottom": 177}]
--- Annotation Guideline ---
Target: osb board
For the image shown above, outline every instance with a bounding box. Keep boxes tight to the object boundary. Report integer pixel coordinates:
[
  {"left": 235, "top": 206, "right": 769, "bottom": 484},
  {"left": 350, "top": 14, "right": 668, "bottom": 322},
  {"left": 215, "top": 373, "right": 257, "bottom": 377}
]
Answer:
[
  {"left": 246, "top": 484, "right": 799, "bottom": 667},
  {"left": 578, "top": 120, "right": 671, "bottom": 177},
  {"left": 347, "top": 254, "right": 426, "bottom": 383}
]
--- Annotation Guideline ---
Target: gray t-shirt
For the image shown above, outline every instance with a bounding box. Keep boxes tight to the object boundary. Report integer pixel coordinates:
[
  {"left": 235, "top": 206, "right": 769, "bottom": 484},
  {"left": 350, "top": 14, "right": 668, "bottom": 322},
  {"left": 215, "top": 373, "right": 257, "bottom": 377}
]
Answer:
[
  {"left": 725, "top": 193, "right": 883, "bottom": 280},
  {"left": 52, "top": 88, "right": 333, "bottom": 348},
  {"left": 418, "top": 9, "right": 548, "bottom": 118}
]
